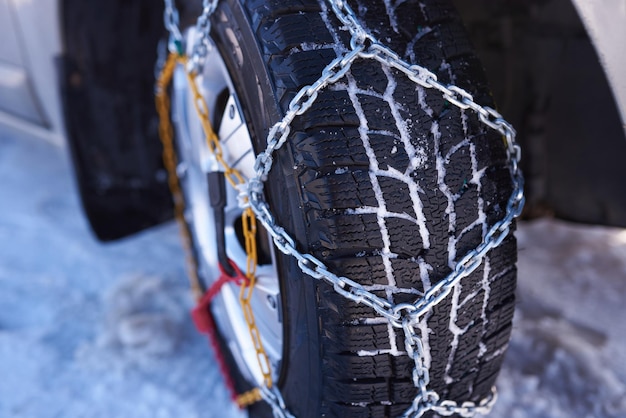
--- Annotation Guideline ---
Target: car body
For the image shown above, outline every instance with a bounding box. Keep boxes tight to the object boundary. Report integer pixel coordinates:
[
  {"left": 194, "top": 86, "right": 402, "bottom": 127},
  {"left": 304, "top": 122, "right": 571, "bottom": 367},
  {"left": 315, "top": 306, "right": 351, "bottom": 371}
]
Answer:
[
  {"left": 0, "top": 0, "right": 64, "bottom": 145},
  {"left": 2, "top": 0, "right": 626, "bottom": 237},
  {"left": 573, "top": 0, "right": 626, "bottom": 127}
]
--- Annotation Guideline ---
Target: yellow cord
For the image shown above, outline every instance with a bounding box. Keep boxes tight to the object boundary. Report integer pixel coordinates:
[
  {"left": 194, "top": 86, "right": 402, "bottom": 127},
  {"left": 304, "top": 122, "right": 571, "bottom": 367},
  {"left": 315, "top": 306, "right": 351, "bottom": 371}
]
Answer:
[{"left": 155, "top": 52, "right": 272, "bottom": 405}]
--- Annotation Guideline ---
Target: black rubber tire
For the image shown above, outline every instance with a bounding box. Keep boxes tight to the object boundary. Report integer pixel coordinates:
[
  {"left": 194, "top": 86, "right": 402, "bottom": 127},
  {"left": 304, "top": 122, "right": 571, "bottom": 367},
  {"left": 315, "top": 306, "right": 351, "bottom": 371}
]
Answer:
[
  {"left": 186, "top": 0, "right": 517, "bottom": 417},
  {"left": 60, "top": 0, "right": 173, "bottom": 241}
]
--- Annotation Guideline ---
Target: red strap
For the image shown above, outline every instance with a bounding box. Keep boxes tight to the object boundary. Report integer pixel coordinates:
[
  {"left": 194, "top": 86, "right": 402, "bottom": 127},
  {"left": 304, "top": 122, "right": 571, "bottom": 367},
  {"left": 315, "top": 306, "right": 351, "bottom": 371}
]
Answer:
[
  {"left": 191, "top": 260, "right": 248, "bottom": 404},
  {"left": 192, "top": 260, "right": 247, "bottom": 332}
]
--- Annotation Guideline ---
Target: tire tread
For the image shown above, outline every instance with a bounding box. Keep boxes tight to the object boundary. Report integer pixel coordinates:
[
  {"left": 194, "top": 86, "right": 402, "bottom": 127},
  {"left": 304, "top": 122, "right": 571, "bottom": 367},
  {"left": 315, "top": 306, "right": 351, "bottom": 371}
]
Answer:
[{"left": 239, "top": 0, "right": 517, "bottom": 416}]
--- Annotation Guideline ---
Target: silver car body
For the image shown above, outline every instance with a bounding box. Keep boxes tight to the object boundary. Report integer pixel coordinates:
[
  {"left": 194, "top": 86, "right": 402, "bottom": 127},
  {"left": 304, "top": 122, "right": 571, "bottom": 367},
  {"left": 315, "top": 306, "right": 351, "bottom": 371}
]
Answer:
[
  {"left": 572, "top": 0, "right": 626, "bottom": 132},
  {"left": 0, "top": 0, "right": 63, "bottom": 145}
]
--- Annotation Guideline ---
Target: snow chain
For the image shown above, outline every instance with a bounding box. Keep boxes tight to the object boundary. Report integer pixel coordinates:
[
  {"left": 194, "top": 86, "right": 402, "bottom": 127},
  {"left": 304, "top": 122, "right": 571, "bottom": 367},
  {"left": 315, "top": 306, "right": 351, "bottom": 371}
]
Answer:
[
  {"left": 158, "top": 0, "right": 525, "bottom": 417},
  {"left": 156, "top": 51, "right": 266, "bottom": 407}
]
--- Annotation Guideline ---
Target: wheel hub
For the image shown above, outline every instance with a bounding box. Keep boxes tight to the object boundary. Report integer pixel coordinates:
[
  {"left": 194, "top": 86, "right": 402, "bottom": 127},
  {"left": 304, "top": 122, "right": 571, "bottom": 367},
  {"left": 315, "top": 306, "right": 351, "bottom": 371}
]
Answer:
[{"left": 171, "top": 28, "right": 282, "bottom": 386}]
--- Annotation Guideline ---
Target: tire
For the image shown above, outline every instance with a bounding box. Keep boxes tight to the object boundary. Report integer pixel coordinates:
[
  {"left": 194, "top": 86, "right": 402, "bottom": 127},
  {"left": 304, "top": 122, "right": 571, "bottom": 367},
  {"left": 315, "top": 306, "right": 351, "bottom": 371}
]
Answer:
[
  {"left": 175, "top": 0, "right": 517, "bottom": 417},
  {"left": 61, "top": 0, "right": 173, "bottom": 241}
]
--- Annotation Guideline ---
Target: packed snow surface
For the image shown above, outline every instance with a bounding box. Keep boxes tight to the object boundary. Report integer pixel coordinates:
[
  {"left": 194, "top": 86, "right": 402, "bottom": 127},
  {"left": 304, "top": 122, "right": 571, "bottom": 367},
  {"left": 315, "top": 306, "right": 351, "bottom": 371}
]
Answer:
[{"left": 2, "top": 133, "right": 626, "bottom": 417}]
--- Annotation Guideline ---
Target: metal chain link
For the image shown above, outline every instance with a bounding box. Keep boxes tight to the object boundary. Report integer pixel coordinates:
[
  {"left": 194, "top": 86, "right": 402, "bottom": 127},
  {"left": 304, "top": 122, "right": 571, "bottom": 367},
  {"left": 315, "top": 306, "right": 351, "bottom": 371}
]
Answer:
[
  {"left": 161, "top": 0, "right": 525, "bottom": 417},
  {"left": 260, "top": 385, "right": 295, "bottom": 418},
  {"left": 156, "top": 51, "right": 268, "bottom": 407},
  {"left": 163, "top": 0, "right": 183, "bottom": 53},
  {"left": 184, "top": 53, "right": 277, "bottom": 392},
  {"left": 188, "top": 0, "right": 219, "bottom": 73},
  {"left": 160, "top": 0, "right": 276, "bottom": 404},
  {"left": 247, "top": 1, "right": 524, "bottom": 416},
  {"left": 155, "top": 50, "right": 204, "bottom": 301}
]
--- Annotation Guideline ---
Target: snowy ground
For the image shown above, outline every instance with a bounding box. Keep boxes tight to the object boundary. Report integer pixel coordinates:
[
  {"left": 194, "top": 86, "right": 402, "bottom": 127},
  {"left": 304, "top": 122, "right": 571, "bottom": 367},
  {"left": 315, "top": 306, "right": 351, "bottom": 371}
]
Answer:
[{"left": 1, "top": 132, "right": 625, "bottom": 417}]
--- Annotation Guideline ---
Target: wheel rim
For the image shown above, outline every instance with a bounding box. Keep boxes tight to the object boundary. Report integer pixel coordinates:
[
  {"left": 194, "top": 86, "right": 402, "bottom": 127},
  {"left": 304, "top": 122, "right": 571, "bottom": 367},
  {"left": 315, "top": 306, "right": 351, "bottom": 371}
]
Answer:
[{"left": 172, "top": 28, "right": 283, "bottom": 386}]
